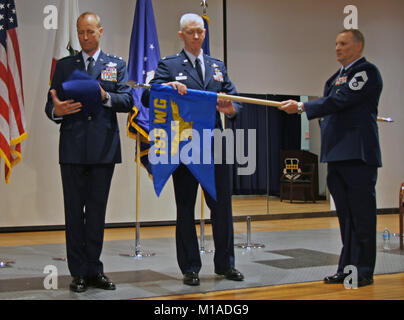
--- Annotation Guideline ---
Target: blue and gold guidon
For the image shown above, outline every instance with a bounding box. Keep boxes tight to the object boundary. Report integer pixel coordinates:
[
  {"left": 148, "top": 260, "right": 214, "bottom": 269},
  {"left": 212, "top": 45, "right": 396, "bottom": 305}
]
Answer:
[{"left": 149, "top": 84, "right": 217, "bottom": 200}]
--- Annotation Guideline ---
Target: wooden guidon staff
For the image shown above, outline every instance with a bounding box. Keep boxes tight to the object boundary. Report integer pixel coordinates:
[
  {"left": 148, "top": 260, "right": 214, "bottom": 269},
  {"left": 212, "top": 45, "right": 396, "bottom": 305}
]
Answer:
[
  {"left": 217, "top": 93, "right": 281, "bottom": 107},
  {"left": 126, "top": 81, "right": 393, "bottom": 122}
]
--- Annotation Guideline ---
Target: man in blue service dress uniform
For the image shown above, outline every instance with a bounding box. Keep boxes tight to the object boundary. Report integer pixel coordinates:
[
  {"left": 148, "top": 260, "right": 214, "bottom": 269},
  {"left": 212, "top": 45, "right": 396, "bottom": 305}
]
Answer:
[
  {"left": 45, "top": 12, "right": 133, "bottom": 293},
  {"left": 280, "top": 29, "right": 383, "bottom": 288},
  {"left": 142, "top": 13, "right": 244, "bottom": 286}
]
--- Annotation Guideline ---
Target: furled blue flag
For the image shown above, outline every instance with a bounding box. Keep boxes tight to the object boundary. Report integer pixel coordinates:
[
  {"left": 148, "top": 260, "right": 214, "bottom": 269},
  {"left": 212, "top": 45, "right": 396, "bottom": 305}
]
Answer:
[
  {"left": 127, "top": 0, "right": 160, "bottom": 175},
  {"left": 149, "top": 84, "right": 218, "bottom": 200},
  {"left": 62, "top": 70, "right": 101, "bottom": 115},
  {"left": 201, "top": 14, "right": 210, "bottom": 56}
]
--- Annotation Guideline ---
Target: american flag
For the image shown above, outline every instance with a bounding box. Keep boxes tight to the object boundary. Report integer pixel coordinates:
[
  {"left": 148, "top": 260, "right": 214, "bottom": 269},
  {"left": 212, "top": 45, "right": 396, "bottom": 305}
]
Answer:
[{"left": 0, "top": 0, "right": 26, "bottom": 184}]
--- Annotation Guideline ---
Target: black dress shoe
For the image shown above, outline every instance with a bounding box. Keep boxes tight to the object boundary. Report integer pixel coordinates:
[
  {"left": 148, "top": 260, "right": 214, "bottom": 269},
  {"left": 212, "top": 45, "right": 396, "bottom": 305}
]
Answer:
[
  {"left": 70, "top": 276, "right": 87, "bottom": 293},
  {"left": 215, "top": 268, "right": 244, "bottom": 281},
  {"left": 87, "top": 273, "right": 116, "bottom": 290},
  {"left": 324, "top": 273, "right": 347, "bottom": 284},
  {"left": 358, "top": 277, "right": 374, "bottom": 287},
  {"left": 183, "top": 272, "right": 200, "bottom": 286}
]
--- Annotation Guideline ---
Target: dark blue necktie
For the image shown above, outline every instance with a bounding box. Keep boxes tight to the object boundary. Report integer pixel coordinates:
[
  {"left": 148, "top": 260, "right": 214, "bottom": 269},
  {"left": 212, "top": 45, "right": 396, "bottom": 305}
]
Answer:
[
  {"left": 195, "top": 58, "right": 204, "bottom": 83},
  {"left": 87, "top": 56, "right": 95, "bottom": 76}
]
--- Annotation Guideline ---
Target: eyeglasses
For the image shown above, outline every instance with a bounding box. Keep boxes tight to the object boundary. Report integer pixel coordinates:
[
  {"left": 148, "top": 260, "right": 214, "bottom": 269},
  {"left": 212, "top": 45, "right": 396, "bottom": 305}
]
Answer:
[{"left": 183, "top": 28, "right": 205, "bottom": 36}]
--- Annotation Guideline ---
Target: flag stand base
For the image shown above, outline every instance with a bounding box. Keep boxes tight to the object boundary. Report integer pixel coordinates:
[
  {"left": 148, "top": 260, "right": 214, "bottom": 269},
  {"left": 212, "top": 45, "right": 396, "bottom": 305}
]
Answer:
[
  {"left": 119, "top": 249, "right": 156, "bottom": 259},
  {"left": 0, "top": 259, "right": 14, "bottom": 268},
  {"left": 120, "top": 222, "right": 155, "bottom": 259},
  {"left": 235, "top": 216, "right": 265, "bottom": 249},
  {"left": 52, "top": 257, "right": 67, "bottom": 262},
  {"left": 200, "top": 220, "right": 214, "bottom": 254}
]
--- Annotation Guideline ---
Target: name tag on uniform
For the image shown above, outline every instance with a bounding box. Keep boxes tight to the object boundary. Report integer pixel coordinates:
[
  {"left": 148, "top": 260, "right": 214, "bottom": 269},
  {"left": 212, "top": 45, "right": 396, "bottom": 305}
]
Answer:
[
  {"left": 175, "top": 73, "right": 187, "bottom": 81},
  {"left": 101, "top": 62, "right": 118, "bottom": 82}
]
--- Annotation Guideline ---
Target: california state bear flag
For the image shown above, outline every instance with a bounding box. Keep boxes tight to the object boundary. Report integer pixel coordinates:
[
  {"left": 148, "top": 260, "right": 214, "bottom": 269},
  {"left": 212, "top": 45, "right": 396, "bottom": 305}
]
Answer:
[{"left": 49, "top": 0, "right": 80, "bottom": 83}]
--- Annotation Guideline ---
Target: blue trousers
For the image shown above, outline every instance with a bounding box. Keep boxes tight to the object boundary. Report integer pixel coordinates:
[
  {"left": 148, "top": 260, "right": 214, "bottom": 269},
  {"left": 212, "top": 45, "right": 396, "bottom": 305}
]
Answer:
[
  {"left": 60, "top": 164, "right": 115, "bottom": 277},
  {"left": 172, "top": 163, "right": 235, "bottom": 274},
  {"left": 327, "top": 160, "right": 378, "bottom": 279}
]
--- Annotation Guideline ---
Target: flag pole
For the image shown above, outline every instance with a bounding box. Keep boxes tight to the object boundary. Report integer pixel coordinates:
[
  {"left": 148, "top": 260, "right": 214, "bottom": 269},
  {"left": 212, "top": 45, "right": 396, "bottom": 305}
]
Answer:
[
  {"left": 135, "top": 131, "right": 141, "bottom": 254},
  {"left": 199, "top": 4, "right": 214, "bottom": 254},
  {"left": 120, "top": 132, "right": 155, "bottom": 259},
  {"left": 199, "top": 190, "right": 213, "bottom": 254},
  {"left": 217, "top": 93, "right": 281, "bottom": 107},
  {"left": 122, "top": 0, "right": 159, "bottom": 259},
  {"left": 126, "top": 82, "right": 283, "bottom": 107},
  {"left": 201, "top": 0, "right": 208, "bottom": 14},
  {"left": 126, "top": 81, "right": 394, "bottom": 122}
]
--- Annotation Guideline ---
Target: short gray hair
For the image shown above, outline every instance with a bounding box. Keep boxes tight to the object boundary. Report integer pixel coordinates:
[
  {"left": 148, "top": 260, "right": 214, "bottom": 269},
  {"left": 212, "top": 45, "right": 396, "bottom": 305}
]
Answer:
[
  {"left": 179, "top": 13, "right": 204, "bottom": 30},
  {"left": 339, "top": 29, "right": 365, "bottom": 52}
]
